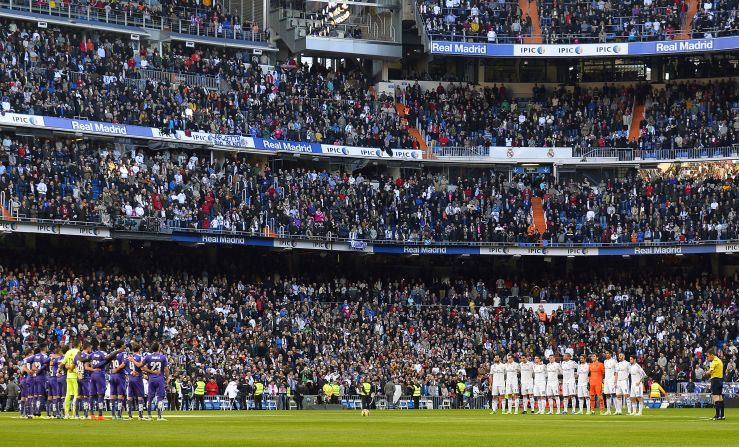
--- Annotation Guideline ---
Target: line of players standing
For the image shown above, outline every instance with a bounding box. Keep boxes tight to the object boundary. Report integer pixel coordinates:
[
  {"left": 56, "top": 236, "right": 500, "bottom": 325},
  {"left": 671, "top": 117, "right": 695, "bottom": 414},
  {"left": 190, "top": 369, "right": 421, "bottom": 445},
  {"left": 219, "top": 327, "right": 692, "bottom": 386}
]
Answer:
[
  {"left": 488, "top": 351, "right": 648, "bottom": 416},
  {"left": 17, "top": 339, "right": 171, "bottom": 420}
]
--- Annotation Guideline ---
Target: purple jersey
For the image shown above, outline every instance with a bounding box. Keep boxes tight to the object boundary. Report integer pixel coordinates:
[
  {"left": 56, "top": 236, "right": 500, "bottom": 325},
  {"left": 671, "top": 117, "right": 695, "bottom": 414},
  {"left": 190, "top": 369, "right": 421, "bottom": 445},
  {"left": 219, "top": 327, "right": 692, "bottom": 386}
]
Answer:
[
  {"left": 128, "top": 354, "right": 144, "bottom": 377},
  {"left": 33, "top": 353, "right": 50, "bottom": 377},
  {"left": 143, "top": 353, "right": 168, "bottom": 380},
  {"left": 23, "top": 355, "right": 35, "bottom": 378},
  {"left": 89, "top": 350, "right": 108, "bottom": 375},
  {"left": 110, "top": 352, "right": 128, "bottom": 376},
  {"left": 74, "top": 352, "right": 91, "bottom": 381}
]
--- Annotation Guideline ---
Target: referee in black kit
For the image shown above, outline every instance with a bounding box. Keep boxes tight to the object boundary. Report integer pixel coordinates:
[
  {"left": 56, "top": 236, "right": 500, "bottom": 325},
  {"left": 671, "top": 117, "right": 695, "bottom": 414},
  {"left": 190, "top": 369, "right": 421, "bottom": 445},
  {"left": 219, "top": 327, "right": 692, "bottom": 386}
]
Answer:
[{"left": 705, "top": 348, "right": 725, "bottom": 420}]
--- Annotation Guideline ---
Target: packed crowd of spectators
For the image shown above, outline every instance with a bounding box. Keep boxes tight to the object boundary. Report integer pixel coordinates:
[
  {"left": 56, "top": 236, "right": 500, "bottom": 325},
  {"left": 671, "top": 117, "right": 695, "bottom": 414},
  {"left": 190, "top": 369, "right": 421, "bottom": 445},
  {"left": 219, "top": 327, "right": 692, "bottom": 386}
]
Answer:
[
  {"left": 637, "top": 81, "right": 738, "bottom": 152},
  {"left": 21, "top": 0, "right": 266, "bottom": 42},
  {"left": 0, "top": 135, "right": 738, "bottom": 244},
  {"left": 691, "top": 0, "right": 739, "bottom": 38},
  {"left": 417, "top": 0, "right": 533, "bottom": 43},
  {"left": 3, "top": 18, "right": 739, "bottom": 153},
  {"left": 537, "top": 0, "right": 686, "bottom": 43},
  {"left": 0, "top": 20, "right": 404, "bottom": 148},
  {"left": 418, "top": 0, "right": 739, "bottom": 43},
  {"left": 0, "top": 254, "right": 736, "bottom": 407},
  {"left": 399, "top": 82, "right": 636, "bottom": 149}
]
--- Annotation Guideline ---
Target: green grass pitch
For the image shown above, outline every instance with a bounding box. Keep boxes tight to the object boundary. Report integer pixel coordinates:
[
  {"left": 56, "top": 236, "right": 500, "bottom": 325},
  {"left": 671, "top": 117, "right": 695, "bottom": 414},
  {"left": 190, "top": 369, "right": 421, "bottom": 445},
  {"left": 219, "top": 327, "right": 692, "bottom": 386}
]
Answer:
[{"left": 0, "top": 409, "right": 736, "bottom": 446}]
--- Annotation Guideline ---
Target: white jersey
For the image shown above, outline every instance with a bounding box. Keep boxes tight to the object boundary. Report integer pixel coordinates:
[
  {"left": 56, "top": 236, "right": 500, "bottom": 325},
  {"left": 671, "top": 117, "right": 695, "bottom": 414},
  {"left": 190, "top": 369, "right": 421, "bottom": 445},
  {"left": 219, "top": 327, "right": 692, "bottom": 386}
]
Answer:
[
  {"left": 533, "top": 363, "right": 546, "bottom": 385},
  {"left": 490, "top": 363, "right": 505, "bottom": 385},
  {"left": 561, "top": 360, "right": 577, "bottom": 383},
  {"left": 546, "top": 362, "right": 561, "bottom": 383},
  {"left": 629, "top": 363, "right": 646, "bottom": 397},
  {"left": 505, "top": 362, "right": 519, "bottom": 384},
  {"left": 604, "top": 358, "right": 617, "bottom": 383},
  {"left": 520, "top": 361, "right": 534, "bottom": 384},
  {"left": 577, "top": 363, "right": 590, "bottom": 385},
  {"left": 629, "top": 363, "right": 645, "bottom": 384},
  {"left": 616, "top": 360, "right": 630, "bottom": 382}
]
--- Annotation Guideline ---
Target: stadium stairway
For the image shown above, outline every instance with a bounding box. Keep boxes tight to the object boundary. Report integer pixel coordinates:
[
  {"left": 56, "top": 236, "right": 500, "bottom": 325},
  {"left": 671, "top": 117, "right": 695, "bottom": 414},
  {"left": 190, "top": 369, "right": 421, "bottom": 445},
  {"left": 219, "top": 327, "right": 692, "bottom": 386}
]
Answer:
[
  {"left": 395, "top": 102, "right": 434, "bottom": 158},
  {"left": 531, "top": 197, "right": 546, "bottom": 238},
  {"left": 677, "top": 0, "right": 699, "bottom": 40},
  {"left": 519, "top": 0, "right": 542, "bottom": 44},
  {"left": 628, "top": 102, "right": 645, "bottom": 142}
]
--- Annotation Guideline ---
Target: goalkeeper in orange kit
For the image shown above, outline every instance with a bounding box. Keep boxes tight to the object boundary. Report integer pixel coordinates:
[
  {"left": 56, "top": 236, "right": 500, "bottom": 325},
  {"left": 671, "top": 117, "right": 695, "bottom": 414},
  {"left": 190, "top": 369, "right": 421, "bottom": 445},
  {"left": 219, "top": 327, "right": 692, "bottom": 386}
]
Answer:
[{"left": 589, "top": 353, "right": 605, "bottom": 414}]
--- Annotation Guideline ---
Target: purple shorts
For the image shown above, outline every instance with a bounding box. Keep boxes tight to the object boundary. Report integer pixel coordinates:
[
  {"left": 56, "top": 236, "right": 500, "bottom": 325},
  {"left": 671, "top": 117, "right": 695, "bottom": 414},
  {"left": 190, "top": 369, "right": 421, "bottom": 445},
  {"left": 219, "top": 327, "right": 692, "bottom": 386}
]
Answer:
[
  {"left": 110, "top": 374, "right": 126, "bottom": 396},
  {"left": 147, "top": 378, "right": 166, "bottom": 400},
  {"left": 34, "top": 377, "right": 47, "bottom": 396},
  {"left": 21, "top": 378, "right": 32, "bottom": 397},
  {"left": 128, "top": 378, "right": 145, "bottom": 399},
  {"left": 57, "top": 377, "right": 66, "bottom": 397},
  {"left": 91, "top": 374, "right": 106, "bottom": 396},
  {"left": 78, "top": 379, "right": 91, "bottom": 397}
]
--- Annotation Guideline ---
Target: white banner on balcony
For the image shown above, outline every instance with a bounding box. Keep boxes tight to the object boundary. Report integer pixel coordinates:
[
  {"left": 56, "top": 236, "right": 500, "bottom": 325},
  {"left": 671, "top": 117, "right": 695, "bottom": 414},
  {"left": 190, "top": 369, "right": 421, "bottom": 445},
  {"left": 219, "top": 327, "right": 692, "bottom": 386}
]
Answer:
[{"left": 488, "top": 146, "right": 574, "bottom": 162}]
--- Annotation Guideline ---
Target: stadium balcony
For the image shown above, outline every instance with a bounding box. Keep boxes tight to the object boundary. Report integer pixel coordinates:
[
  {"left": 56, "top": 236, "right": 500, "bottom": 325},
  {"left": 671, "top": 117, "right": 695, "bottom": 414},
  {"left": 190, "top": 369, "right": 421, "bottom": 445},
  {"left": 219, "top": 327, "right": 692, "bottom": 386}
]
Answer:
[
  {"left": 0, "top": 0, "right": 274, "bottom": 50},
  {"left": 270, "top": 0, "right": 402, "bottom": 59}
]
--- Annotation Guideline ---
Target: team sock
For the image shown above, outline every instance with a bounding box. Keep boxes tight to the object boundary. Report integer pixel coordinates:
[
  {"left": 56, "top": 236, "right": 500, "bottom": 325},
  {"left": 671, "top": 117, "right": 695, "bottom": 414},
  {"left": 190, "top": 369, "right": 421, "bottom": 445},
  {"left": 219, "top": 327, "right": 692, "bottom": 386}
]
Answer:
[
  {"left": 718, "top": 401, "right": 725, "bottom": 418},
  {"left": 615, "top": 396, "right": 622, "bottom": 413},
  {"left": 555, "top": 397, "right": 561, "bottom": 412},
  {"left": 522, "top": 397, "right": 528, "bottom": 412},
  {"left": 606, "top": 396, "right": 612, "bottom": 413},
  {"left": 138, "top": 402, "right": 145, "bottom": 419}
]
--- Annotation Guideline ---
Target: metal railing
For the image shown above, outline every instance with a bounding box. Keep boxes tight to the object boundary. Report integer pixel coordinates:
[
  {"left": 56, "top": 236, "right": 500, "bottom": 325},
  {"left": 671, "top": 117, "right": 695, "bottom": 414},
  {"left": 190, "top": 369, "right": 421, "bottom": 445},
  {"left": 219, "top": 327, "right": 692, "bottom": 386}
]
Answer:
[
  {"left": 4, "top": 215, "right": 737, "bottom": 250},
  {"left": 432, "top": 146, "right": 490, "bottom": 158},
  {"left": 138, "top": 69, "right": 222, "bottom": 91},
  {"left": 278, "top": 7, "right": 396, "bottom": 42},
  {"left": 0, "top": 0, "right": 269, "bottom": 43},
  {"left": 574, "top": 146, "right": 739, "bottom": 161}
]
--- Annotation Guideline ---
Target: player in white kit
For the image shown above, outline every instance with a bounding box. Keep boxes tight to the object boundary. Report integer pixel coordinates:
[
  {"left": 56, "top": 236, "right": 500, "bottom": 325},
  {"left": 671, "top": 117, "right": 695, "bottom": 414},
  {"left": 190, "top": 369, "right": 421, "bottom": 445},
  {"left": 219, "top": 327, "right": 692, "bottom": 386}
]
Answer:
[
  {"left": 561, "top": 353, "right": 578, "bottom": 414},
  {"left": 519, "top": 354, "right": 535, "bottom": 414},
  {"left": 628, "top": 355, "right": 646, "bottom": 416},
  {"left": 504, "top": 354, "right": 520, "bottom": 414},
  {"left": 488, "top": 355, "right": 506, "bottom": 414},
  {"left": 545, "top": 355, "right": 561, "bottom": 414},
  {"left": 603, "top": 351, "right": 617, "bottom": 415},
  {"left": 615, "top": 352, "right": 631, "bottom": 415},
  {"left": 576, "top": 354, "right": 590, "bottom": 414},
  {"left": 533, "top": 356, "right": 547, "bottom": 414}
]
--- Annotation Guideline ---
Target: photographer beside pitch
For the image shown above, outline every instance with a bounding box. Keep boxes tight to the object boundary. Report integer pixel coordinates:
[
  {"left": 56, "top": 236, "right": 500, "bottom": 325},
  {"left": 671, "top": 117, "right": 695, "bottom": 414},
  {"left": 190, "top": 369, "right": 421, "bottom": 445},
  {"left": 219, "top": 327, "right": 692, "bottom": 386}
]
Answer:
[{"left": 706, "top": 349, "right": 725, "bottom": 421}]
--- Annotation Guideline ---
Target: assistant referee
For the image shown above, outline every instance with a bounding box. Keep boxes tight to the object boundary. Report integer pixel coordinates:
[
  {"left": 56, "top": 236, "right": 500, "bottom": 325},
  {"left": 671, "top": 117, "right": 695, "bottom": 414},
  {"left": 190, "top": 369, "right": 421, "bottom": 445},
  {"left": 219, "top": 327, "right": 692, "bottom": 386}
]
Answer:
[{"left": 705, "top": 348, "right": 725, "bottom": 421}]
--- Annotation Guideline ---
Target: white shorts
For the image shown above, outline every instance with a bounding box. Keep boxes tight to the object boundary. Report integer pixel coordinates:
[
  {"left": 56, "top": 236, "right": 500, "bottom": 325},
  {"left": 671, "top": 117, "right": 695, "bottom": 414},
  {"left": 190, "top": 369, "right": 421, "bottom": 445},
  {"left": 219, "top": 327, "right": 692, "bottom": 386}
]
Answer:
[
  {"left": 630, "top": 383, "right": 643, "bottom": 398},
  {"left": 562, "top": 382, "right": 576, "bottom": 396},
  {"left": 533, "top": 384, "right": 546, "bottom": 397},
  {"left": 616, "top": 380, "right": 630, "bottom": 396},
  {"left": 546, "top": 382, "right": 560, "bottom": 396},
  {"left": 505, "top": 382, "right": 519, "bottom": 395},
  {"left": 604, "top": 381, "right": 616, "bottom": 395},
  {"left": 491, "top": 384, "right": 506, "bottom": 396},
  {"left": 577, "top": 383, "right": 589, "bottom": 398},
  {"left": 521, "top": 382, "right": 534, "bottom": 395}
]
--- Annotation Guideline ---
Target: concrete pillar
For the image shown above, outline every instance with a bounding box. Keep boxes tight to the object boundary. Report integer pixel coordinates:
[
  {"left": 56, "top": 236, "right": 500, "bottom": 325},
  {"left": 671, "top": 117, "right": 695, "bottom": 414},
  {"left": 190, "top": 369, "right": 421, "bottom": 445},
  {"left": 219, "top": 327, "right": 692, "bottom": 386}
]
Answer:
[{"left": 372, "top": 60, "right": 389, "bottom": 82}]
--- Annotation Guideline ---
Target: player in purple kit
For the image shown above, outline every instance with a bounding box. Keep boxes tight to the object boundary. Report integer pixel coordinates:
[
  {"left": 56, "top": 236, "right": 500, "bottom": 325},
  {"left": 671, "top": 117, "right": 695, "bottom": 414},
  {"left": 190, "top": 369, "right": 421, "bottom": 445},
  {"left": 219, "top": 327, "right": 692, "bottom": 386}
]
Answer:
[
  {"left": 89, "top": 341, "right": 125, "bottom": 420},
  {"left": 126, "top": 342, "right": 146, "bottom": 420},
  {"left": 31, "top": 345, "right": 53, "bottom": 418},
  {"left": 19, "top": 348, "right": 35, "bottom": 419},
  {"left": 49, "top": 345, "right": 67, "bottom": 419},
  {"left": 137, "top": 342, "right": 170, "bottom": 421},
  {"left": 108, "top": 340, "right": 128, "bottom": 420},
  {"left": 75, "top": 342, "right": 96, "bottom": 419}
]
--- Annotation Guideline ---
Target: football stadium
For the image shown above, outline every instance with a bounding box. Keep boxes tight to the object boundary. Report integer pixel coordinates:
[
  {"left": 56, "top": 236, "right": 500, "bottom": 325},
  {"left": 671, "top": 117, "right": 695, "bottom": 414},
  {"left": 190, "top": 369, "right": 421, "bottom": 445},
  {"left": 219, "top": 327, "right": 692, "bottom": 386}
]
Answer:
[{"left": 0, "top": 0, "right": 738, "bottom": 444}]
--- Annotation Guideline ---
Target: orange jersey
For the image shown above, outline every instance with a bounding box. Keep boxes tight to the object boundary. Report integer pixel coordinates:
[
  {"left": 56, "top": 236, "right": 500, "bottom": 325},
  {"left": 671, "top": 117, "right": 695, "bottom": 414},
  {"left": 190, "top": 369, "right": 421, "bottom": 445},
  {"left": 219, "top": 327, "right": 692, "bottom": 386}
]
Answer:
[{"left": 589, "top": 361, "right": 605, "bottom": 384}]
